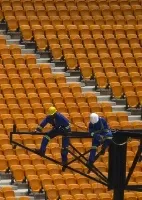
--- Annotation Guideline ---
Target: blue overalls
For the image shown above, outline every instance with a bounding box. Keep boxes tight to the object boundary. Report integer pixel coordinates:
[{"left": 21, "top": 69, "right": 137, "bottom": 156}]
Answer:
[
  {"left": 88, "top": 117, "right": 112, "bottom": 164},
  {"left": 36, "top": 112, "right": 71, "bottom": 164}
]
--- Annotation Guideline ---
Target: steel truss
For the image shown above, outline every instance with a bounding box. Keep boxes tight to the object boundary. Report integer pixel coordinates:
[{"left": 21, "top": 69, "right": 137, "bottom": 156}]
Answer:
[{"left": 10, "top": 125, "right": 142, "bottom": 200}]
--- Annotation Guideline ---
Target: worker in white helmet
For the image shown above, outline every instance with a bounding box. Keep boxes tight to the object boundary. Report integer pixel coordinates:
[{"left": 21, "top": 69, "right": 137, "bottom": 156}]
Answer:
[{"left": 87, "top": 113, "right": 112, "bottom": 165}]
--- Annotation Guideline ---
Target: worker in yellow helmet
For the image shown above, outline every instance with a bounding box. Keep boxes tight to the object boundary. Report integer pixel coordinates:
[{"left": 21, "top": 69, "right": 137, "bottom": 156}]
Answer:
[{"left": 35, "top": 106, "right": 71, "bottom": 169}]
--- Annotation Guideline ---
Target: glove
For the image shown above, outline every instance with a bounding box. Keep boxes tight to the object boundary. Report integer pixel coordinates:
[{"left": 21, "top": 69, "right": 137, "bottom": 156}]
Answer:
[
  {"left": 91, "top": 132, "right": 95, "bottom": 137},
  {"left": 35, "top": 127, "right": 42, "bottom": 133}
]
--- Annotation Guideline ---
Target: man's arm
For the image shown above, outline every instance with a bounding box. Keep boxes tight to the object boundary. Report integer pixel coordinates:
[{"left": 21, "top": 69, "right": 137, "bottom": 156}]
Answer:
[
  {"left": 59, "top": 114, "right": 71, "bottom": 132},
  {"left": 35, "top": 116, "right": 50, "bottom": 132},
  {"left": 101, "top": 118, "right": 110, "bottom": 133},
  {"left": 89, "top": 123, "right": 95, "bottom": 137}
]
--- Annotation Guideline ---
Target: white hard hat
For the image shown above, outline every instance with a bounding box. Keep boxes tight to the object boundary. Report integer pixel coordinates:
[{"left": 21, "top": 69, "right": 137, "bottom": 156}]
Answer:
[{"left": 90, "top": 113, "right": 99, "bottom": 124}]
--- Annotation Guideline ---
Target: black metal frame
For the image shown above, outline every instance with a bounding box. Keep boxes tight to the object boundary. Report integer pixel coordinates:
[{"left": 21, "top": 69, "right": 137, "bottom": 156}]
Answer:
[
  {"left": 10, "top": 125, "right": 142, "bottom": 200},
  {"left": 10, "top": 125, "right": 108, "bottom": 186}
]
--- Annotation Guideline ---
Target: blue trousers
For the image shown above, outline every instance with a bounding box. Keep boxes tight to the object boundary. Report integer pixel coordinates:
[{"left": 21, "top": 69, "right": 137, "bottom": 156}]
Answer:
[
  {"left": 39, "top": 128, "right": 70, "bottom": 163},
  {"left": 88, "top": 132, "right": 112, "bottom": 163}
]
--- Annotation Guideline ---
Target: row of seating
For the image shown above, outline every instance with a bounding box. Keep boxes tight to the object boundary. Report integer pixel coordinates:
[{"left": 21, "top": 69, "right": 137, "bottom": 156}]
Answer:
[
  {"left": 1, "top": 152, "right": 142, "bottom": 199},
  {"left": 0, "top": 186, "right": 29, "bottom": 200},
  {"left": 1, "top": 0, "right": 141, "bottom": 7},
  {"left": 1, "top": 1, "right": 142, "bottom": 20},
  {"left": 0, "top": 53, "right": 136, "bottom": 129}
]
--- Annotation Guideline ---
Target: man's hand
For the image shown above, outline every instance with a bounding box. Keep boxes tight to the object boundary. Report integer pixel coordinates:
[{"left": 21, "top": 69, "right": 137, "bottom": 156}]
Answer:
[{"left": 34, "top": 128, "right": 41, "bottom": 133}]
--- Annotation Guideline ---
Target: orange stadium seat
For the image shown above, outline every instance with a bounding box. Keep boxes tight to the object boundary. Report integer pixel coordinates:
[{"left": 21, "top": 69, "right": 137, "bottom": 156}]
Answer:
[{"left": 0, "top": 2, "right": 142, "bottom": 200}]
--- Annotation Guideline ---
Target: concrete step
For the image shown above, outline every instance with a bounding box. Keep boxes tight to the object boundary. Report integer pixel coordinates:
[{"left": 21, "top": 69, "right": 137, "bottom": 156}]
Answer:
[
  {"left": 51, "top": 66, "right": 65, "bottom": 72},
  {"left": 16, "top": 196, "right": 35, "bottom": 200},
  {"left": 66, "top": 76, "right": 80, "bottom": 82},
  {"left": 6, "top": 39, "right": 20, "bottom": 44},
  {"left": 112, "top": 105, "right": 126, "bottom": 112},
  {"left": 49, "top": 63, "right": 55, "bottom": 67},
  {"left": 4, "top": 35, "right": 11, "bottom": 40},
  {"left": 0, "top": 30, "right": 6, "bottom": 34},
  {"left": 97, "top": 95, "right": 111, "bottom": 102},
  {"left": 82, "top": 86, "right": 95, "bottom": 92},
  {"left": 12, "top": 45, "right": 25, "bottom": 49},
  {"left": 22, "top": 49, "right": 35, "bottom": 54},
  {"left": 82, "top": 91, "right": 101, "bottom": 96},
  {"left": 100, "top": 101, "right": 116, "bottom": 106},
  {"left": 128, "top": 115, "right": 141, "bottom": 121},
  {"left": 0, "top": 179, "right": 17, "bottom": 189},
  {"left": 14, "top": 188, "right": 29, "bottom": 196},
  {"left": 36, "top": 58, "right": 50, "bottom": 63}
]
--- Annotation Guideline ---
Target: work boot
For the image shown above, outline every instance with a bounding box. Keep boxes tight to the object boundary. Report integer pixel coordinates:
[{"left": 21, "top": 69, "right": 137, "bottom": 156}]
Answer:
[
  {"left": 138, "top": 155, "right": 142, "bottom": 162},
  {"left": 62, "top": 161, "right": 67, "bottom": 172},
  {"left": 100, "top": 147, "right": 106, "bottom": 155},
  {"left": 86, "top": 161, "right": 94, "bottom": 174}
]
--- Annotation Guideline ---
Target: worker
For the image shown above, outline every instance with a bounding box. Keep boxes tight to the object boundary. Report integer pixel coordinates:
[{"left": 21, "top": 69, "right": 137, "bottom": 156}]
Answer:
[
  {"left": 87, "top": 113, "right": 112, "bottom": 166},
  {"left": 35, "top": 106, "right": 71, "bottom": 167}
]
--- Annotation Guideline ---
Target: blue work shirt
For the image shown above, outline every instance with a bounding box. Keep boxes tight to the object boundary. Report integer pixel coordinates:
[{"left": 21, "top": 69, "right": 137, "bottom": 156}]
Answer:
[
  {"left": 38, "top": 112, "right": 71, "bottom": 132},
  {"left": 89, "top": 117, "right": 111, "bottom": 136}
]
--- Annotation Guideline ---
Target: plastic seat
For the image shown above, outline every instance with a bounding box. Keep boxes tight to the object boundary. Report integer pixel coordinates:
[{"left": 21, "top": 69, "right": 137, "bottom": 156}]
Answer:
[
  {"left": 35, "top": 37, "right": 47, "bottom": 52},
  {"left": 50, "top": 44, "right": 63, "bottom": 60},
  {"left": 16, "top": 64, "right": 29, "bottom": 75},
  {"left": 68, "top": 184, "right": 81, "bottom": 196},
  {"left": 120, "top": 121, "right": 133, "bottom": 130},
  {"left": 46, "top": 83, "right": 59, "bottom": 94},
  {"left": 79, "top": 183, "right": 93, "bottom": 196},
  {"left": 63, "top": 93, "right": 76, "bottom": 104},
  {"left": 27, "top": 175, "right": 42, "bottom": 193},
  {"left": 80, "top": 64, "right": 93, "bottom": 80},
  {"left": 25, "top": 54, "right": 36, "bottom": 65},
  {"left": 0, "top": 36, "right": 6, "bottom": 45},
  {"left": 44, "top": 185, "right": 58, "bottom": 200},
  {"left": 2, "top": 55, "right": 14, "bottom": 65},
  {"left": 124, "top": 192, "right": 137, "bottom": 200},
  {"left": 70, "top": 113, "right": 86, "bottom": 131},
  {"left": 0, "top": 155, "right": 8, "bottom": 172},
  {"left": 54, "top": 103, "right": 67, "bottom": 113},
  {"left": 54, "top": 73, "right": 66, "bottom": 85},
  {"left": 51, "top": 174, "right": 65, "bottom": 186},
  {"left": 118, "top": 72, "right": 131, "bottom": 84},
  {"left": 101, "top": 102, "right": 112, "bottom": 114},
  {"left": 44, "top": 25, "right": 56, "bottom": 37},
  {"left": 78, "top": 103, "right": 90, "bottom": 114},
  {"left": 2, "top": 187, "right": 15, "bottom": 199},
  {"left": 23, "top": 165, "right": 36, "bottom": 179},
  {"left": 95, "top": 72, "right": 108, "bottom": 89},
  {"left": 69, "top": 83, "right": 82, "bottom": 95},
  {"left": 86, "top": 193, "right": 98, "bottom": 200},
  {"left": 1, "top": 114, "right": 13, "bottom": 125},
  {"left": 125, "top": 91, "right": 139, "bottom": 108},
  {"left": 98, "top": 193, "right": 112, "bottom": 200},
  {"left": 67, "top": 103, "right": 79, "bottom": 114},
  {"left": 21, "top": 25, "right": 33, "bottom": 41},
  {"left": 105, "top": 112, "right": 118, "bottom": 123},
  {"left": 39, "top": 63, "right": 51, "bottom": 75},
  {"left": 74, "top": 194, "right": 86, "bottom": 200},
  {"left": 116, "top": 112, "right": 128, "bottom": 122},
  {"left": 122, "top": 82, "right": 134, "bottom": 94},
  {"left": 10, "top": 165, "right": 25, "bottom": 183},
  {"left": 60, "top": 194, "right": 74, "bottom": 200},
  {"left": 46, "top": 163, "right": 61, "bottom": 175},
  {"left": 132, "top": 121, "right": 142, "bottom": 129},
  {"left": 19, "top": 197, "right": 30, "bottom": 200}
]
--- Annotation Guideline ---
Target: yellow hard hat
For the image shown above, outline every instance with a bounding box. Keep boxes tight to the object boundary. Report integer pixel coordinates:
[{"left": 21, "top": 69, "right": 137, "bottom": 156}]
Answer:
[{"left": 48, "top": 106, "right": 57, "bottom": 115}]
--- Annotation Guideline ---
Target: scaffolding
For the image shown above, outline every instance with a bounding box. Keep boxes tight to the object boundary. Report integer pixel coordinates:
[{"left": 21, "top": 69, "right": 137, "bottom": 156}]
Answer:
[{"left": 10, "top": 125, "right": 142, "bottom": 200}]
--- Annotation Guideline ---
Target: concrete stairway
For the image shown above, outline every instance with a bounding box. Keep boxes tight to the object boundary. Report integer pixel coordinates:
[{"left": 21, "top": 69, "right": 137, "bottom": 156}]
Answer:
[
  {"left": 0, "top": 24, "right": 141, "bottom": 121},
  {"left": 0, "top": 22, "right": 141, "bottom": 200}
]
